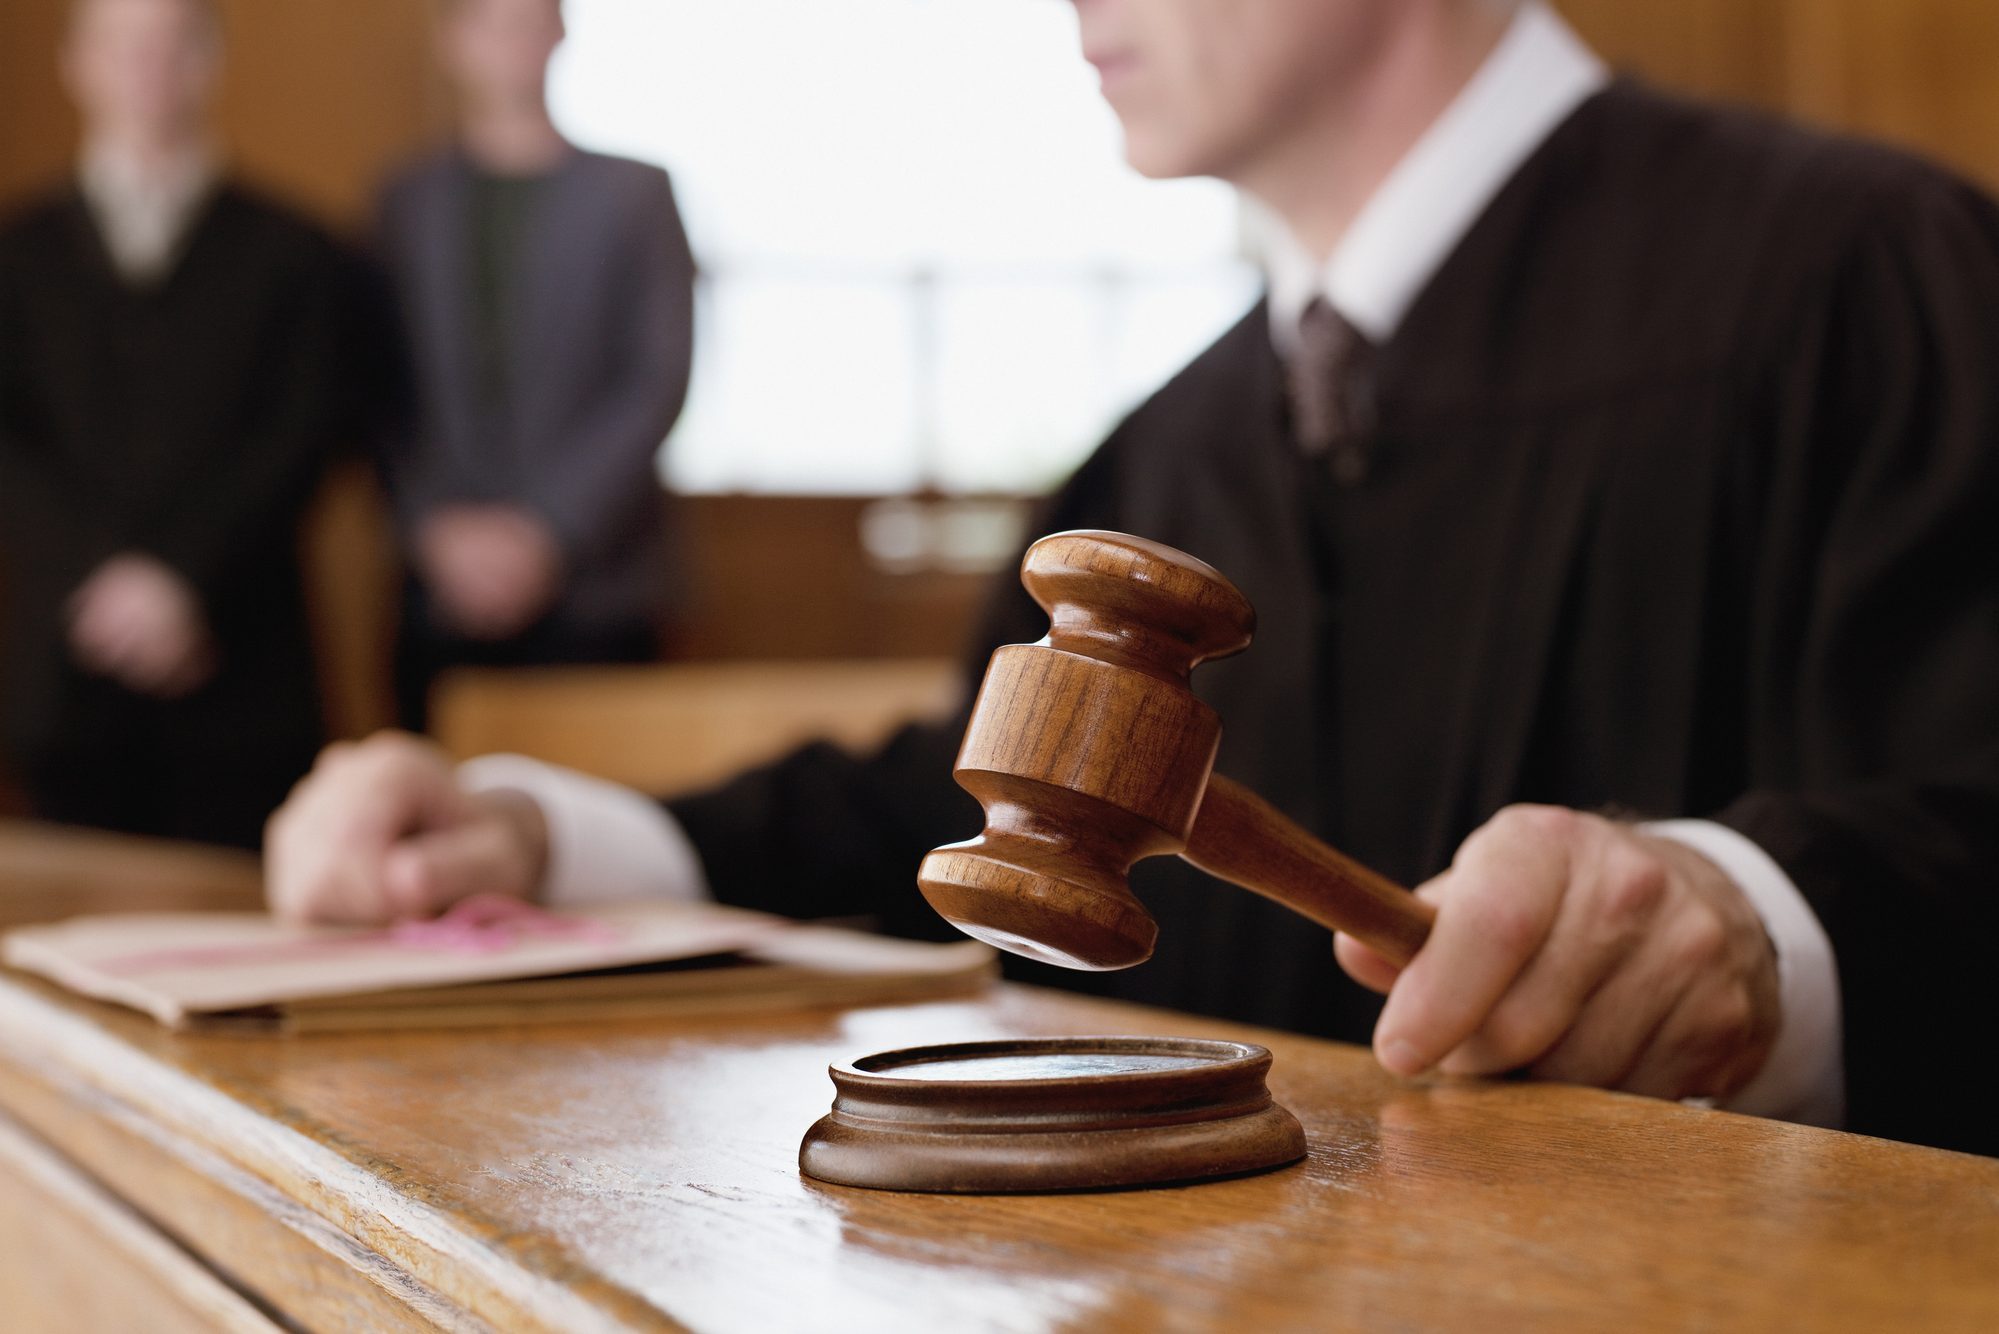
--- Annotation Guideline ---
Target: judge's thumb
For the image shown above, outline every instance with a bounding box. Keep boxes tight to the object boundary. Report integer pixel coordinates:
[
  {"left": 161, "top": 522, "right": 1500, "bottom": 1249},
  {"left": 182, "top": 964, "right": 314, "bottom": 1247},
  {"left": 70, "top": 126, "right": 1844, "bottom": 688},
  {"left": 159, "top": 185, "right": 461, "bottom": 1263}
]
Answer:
[{"left": 380, "top": 821, "right": 522, "bottom": 920}]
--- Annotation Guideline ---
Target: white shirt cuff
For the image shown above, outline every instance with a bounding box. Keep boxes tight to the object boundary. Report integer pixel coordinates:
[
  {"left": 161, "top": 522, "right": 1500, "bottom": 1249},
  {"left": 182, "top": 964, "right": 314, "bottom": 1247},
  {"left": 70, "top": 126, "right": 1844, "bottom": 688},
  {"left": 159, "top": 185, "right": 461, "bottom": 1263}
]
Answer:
[
  {"left": 1644, "top": 818, "right": 1845, "bottom": 1129},
  {"left": 457, "top": 754, "right": 711, "bottom": 909}
]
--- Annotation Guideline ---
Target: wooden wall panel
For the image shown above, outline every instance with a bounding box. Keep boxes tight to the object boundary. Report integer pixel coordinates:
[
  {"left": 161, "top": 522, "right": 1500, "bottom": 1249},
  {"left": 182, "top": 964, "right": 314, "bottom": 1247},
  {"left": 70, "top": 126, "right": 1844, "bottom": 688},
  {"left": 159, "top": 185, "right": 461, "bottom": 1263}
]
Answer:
[
  {"left": 209, "top": 0, "right": 447, "bottom": 226},
  {"left": 675, "top": 496, "right": 992, "bottom": 661},
  {"left": 301, "top": 464, "right": 400, "bottom": 739},
  {"left": 1781, "top": 0, "right": 1999, "bottom": 189},
  {"left": 0, "top": 2, "right": 75, "bottom": 206},
  {"left": 0, "top": 0, "right": 445, "bottom": 224},
  {"left": 1560, "top": 0, "right": 1999, "bottom": 190},
  {"left": 1559, "top": 0, "right": 1791, "bottom": 111}
]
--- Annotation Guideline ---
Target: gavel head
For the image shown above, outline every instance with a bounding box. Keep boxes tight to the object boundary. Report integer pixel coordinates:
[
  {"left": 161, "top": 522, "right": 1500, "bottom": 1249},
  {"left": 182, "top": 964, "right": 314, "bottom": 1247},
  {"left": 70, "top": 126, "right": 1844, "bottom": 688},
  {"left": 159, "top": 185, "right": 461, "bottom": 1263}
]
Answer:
[{"left": 918, "top": 531, "right": 1256, "bottom": 970}]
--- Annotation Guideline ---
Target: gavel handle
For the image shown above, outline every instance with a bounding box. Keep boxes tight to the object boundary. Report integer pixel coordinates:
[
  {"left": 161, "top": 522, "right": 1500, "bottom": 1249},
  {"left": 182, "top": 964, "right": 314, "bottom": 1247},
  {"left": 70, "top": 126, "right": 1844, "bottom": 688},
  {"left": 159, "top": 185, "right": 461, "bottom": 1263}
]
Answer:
[{"left": 1181, "top": 774, "right": 1435, "bottom": 968}]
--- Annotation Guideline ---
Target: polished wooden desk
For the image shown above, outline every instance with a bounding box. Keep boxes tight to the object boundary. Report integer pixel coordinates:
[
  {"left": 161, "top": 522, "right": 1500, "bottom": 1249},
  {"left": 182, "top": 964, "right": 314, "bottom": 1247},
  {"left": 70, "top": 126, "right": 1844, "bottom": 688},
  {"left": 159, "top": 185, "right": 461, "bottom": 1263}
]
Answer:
[{"left": 1, "top": 823, "right": 1995, "bottom": 1332}]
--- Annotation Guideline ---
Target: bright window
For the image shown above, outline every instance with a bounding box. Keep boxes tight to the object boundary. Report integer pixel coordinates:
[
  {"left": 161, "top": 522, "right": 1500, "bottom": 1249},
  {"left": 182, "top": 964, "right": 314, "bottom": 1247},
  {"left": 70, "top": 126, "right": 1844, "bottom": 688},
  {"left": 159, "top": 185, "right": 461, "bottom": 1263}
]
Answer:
[{"left": 549, "top": 0, "right": 1259, "bottom": 495}]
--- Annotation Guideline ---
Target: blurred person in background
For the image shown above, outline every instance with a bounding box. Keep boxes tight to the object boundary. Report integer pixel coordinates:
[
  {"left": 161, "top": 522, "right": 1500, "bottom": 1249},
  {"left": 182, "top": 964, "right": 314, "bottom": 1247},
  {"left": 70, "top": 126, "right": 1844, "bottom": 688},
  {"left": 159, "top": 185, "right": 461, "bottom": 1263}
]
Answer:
[
  {"left": 378, "top": 0, "right": 696, "bottom": 730},
  {"left": 0, "top": 0, "right": 348, "bottom": 849}
]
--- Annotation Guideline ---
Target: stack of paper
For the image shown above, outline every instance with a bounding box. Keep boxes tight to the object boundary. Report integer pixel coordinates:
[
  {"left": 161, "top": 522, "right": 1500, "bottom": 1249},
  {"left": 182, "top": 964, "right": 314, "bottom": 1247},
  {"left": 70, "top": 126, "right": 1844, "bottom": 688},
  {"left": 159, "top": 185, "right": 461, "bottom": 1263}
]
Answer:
[{"left": 2, "top": 896, "right": 997, "bottom": 1033}]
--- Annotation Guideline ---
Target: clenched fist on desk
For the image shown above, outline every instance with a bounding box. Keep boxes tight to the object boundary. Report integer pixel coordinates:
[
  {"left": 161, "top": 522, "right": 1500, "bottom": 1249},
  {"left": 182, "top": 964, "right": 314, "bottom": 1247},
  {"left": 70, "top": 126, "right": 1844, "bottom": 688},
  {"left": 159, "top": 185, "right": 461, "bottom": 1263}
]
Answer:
[{"left": 265, "top": 733, "right": 549, "bottom": 926}]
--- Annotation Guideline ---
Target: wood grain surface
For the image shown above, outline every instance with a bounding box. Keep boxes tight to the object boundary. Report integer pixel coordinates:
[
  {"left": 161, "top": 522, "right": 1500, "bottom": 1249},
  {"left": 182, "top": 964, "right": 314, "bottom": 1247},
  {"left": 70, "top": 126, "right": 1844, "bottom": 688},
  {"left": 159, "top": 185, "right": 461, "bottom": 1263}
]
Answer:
[
  {"left": 1, "top": 958, "right": 1995, "bottom": 1332},
  {"left": 0, "top": 1111, "right": 281, "bottom": 1333}
]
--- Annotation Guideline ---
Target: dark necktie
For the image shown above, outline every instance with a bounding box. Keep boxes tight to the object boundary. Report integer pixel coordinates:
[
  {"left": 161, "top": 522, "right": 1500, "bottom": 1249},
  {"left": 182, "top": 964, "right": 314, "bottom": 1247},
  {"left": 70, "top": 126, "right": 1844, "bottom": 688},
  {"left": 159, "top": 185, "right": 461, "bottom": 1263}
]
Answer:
[{"left": 1286, "top": 297, "right": 1376, "bottom": 484}]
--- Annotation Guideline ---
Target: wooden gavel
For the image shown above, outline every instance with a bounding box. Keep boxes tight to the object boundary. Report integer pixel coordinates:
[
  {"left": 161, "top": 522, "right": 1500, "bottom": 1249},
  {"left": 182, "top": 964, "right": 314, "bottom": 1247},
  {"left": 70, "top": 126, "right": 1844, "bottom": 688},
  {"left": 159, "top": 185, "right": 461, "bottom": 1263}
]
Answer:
[{"left": 919, "top": 530, "right": 1436, "bottom": 971}]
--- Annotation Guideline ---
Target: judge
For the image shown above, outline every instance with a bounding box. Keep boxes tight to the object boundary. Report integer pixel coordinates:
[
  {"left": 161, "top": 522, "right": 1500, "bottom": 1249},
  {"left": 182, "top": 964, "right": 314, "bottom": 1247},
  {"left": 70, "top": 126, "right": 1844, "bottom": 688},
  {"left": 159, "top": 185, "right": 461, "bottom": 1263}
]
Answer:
[
  {"left": 0, "top": 0, "right": 348, "bottom": 849},
  {"left": 266, "top": 0, "right": 1999, "bottom": 1158}
]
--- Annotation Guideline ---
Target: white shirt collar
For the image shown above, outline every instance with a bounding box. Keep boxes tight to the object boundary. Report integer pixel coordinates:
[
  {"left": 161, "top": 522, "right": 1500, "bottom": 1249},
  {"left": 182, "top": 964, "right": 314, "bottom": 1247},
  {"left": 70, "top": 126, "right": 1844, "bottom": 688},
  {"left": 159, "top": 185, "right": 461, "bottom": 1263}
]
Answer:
[
  {"left": 77, "top": 140, "right": 218, "bottom": 284},
  {"left": 1263, "top": 2, "right": 1608, "bottom": 352}
]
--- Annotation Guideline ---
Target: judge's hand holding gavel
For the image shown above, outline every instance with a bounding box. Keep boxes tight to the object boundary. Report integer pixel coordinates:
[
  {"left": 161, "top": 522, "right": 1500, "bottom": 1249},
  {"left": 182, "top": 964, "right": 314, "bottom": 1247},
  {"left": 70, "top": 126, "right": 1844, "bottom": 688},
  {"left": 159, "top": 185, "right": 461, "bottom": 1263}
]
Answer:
[{"left": 1330, "top": 805, "right": 1778, "bottom": 1099}]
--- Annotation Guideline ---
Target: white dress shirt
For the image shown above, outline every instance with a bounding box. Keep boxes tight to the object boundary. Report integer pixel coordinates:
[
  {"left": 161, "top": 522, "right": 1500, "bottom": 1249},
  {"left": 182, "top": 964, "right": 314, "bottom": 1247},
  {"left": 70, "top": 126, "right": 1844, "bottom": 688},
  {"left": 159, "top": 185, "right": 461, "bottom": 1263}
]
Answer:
[
  {"left": 465, "top": 0, "right": 1843, "bottom": 1130},
  {"left": 78, "top": 141, "right": 216, "bottom": 285},
  {"left": 1260, "top": 2, "right": 1608, "bottom": 350}
]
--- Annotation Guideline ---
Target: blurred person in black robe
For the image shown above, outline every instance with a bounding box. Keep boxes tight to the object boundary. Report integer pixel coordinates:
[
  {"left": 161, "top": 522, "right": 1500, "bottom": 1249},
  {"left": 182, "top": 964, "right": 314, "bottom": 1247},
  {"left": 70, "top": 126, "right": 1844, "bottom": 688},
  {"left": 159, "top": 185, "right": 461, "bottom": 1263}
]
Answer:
[
  {"left": 0, "top": 0, "right": 348, "bottom": 849},
  {"left": 264, "top": 1, "right": 1999, "bottom": 1157}
]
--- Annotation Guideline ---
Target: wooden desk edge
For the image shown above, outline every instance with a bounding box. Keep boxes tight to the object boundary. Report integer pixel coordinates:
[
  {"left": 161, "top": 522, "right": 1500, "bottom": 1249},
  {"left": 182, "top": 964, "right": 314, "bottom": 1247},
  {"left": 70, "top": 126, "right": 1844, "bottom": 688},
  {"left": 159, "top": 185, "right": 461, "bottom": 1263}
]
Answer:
[
  {"left": 3, "top": 964, "right": 1995, "bottom": 1334},
  {"left": 0, "top": 970, "right": 660, "bottom": 1334}
]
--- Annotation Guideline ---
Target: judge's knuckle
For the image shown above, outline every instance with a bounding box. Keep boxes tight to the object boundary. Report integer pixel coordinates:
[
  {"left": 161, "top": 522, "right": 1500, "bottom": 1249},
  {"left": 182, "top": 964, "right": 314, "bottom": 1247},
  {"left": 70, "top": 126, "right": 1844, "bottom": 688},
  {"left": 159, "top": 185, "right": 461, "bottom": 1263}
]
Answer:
[
  {"left": 1670, "top": 1026, "right": 1739, "bottom": 1092},
  {"left": 313, "top": 740, "right": 356, "bottom": 774},
  {"left": 1672, "top": 912, "right": 1731, "bottom": 975},
  {"left": 1463, "top": 892, "right": 1543, "bottom": 959},
  {"left": 1598, "top": 849, "right": 1668, "bottom": 925},
  {"left": 1489, "top": 803, "right": 1578, "bottom": 846},
  {"left": 363, "top": 730, "right": 423, "bottom": 762},
  {"left": 1390, "top": 993, "right": 1451, "bottom": 1052},
  {"left": 1531, "top": 1041, "right": 1607, "bottom": 1087},
  {"left": 354, "top": 731, "right": 438, "bottom": 782},
  {"left": 323, "top": 872, "right": 372, "bottom": 924},
  {"left": 1480, "top": 1001, "right": 1562, "bottom": 1070},
  {"left": 1703, "top": 987, "right": 1756, "bottom": 1050}
]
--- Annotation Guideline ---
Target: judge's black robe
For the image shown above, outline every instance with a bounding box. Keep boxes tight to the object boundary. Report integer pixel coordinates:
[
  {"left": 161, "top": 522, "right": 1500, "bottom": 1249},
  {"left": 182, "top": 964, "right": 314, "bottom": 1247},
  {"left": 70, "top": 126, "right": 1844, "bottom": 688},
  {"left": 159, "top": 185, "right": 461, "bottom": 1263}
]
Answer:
[
  {"left": 0, "top": 183, "right": 350, "bottom": 849},
  {"left": 669, "top": 82, "right": 1999, "bottom": 1157}
]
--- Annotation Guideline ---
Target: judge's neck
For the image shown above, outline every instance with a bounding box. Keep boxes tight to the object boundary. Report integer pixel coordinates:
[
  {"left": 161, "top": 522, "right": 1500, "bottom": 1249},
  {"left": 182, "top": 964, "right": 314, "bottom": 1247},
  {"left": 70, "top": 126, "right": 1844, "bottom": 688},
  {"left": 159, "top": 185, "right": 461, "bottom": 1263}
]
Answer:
[
  {"left": 459, "top": 91, "right": 569, "bottom": 177},
  {"left": 1235, "top": 6, "right": 1513, "bottom": 263}
]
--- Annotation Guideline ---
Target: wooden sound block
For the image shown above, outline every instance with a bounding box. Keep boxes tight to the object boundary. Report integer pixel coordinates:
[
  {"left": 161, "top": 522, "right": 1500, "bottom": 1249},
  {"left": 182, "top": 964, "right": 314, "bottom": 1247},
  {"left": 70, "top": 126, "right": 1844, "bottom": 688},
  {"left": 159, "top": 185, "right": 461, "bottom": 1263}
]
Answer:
[{"left": 798, "top": 1036, "right": 1307, "bottom": 1193}]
